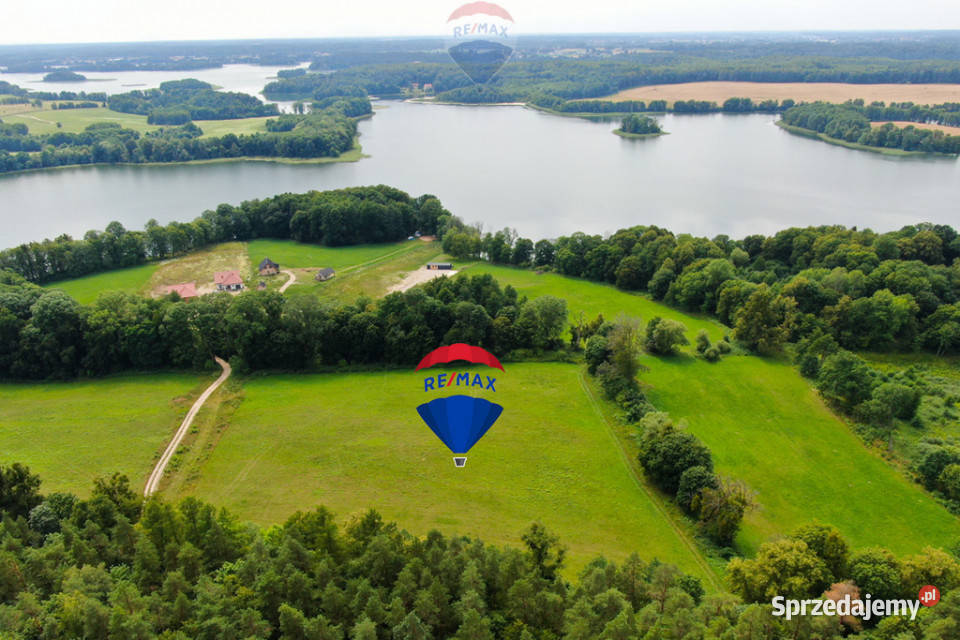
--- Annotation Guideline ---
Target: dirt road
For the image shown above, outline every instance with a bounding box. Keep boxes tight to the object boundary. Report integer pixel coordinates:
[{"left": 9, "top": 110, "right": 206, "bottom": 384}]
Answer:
[
  {"left": 279, "top": 270, "right": 297, "bottom": 293},
  {"left": 143, "top": 357, "right": 231, "bottom": 497}
]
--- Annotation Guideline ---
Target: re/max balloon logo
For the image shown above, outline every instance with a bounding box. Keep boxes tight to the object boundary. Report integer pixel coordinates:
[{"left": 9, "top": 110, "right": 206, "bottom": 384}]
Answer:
[{"left": 414, "top": 344, "right": 505, "bottom": 467}]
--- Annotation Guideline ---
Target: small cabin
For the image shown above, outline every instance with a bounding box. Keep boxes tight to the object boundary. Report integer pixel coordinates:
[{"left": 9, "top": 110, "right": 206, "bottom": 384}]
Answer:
[
  {"left": 214, "top": 270, "right": 244, "bottom": 292},
  {"left": 164, "top": 282, "right": 198, "bottom": 300},
  {"left": 258, "top": 258, "right": 279, "bottom": 276},
  {"left": 426, "top": 262, "right": 453, "bottom": 270},
  {"left": 314, "top": 267, "right": 336, "bottom": 282},
  {"left": 257, "top": 281, "right": 267, "bottom": 291}
]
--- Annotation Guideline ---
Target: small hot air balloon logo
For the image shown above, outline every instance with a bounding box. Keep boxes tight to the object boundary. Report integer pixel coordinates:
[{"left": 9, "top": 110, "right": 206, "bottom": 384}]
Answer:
[
  {"left": 415, "top": 344, "right": 505, "bottom": 467},
  {"left": 444, "top": 2, "right": 517, "bottom": 85}
]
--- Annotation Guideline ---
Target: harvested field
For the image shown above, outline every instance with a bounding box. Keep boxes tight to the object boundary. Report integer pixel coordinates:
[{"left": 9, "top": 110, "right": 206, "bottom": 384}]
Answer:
[{"left": 603, "top": 82, "right": 960, "bottom": 107}]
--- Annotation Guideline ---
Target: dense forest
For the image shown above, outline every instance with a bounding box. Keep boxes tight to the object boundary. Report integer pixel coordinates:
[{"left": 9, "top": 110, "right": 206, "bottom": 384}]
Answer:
[
  {"left": 0, "top": 462, "right": 956, "bottom": 639},
  {"left": 0, "top": 266, "right": 569, "bottom": 378},
  {"left": 781, "top": 103, "right": 960, "bottom": 154},
  {"left": 0, "top": 107, "right": 357, "bottom": 174},
  {"left": 107, "top": 79, "right": 279, "bottom": 124},
  {"left": 263, "top": 55, "right": 960, "bottom": 102}
]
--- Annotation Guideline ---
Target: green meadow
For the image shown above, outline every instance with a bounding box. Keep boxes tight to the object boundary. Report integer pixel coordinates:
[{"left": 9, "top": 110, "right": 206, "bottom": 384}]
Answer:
[
  {"left": 0, "top": 373, "right": 207, "bottom": 495},
  {"left": 455, "top": 265, "right": 958, "bottom": 555},
  {"left": 460, "top": 263, "right": 726, "bottom": 345},
  {"left": 173, "top": 363, "right": 712, "bottom": 578},
  {"left": 42, "top": 262, "right": 158, "bottom": 304},
  {"left": 4, "top": 107, "right": 271, "bottom": 138},
  {"left": 246, "top": 239, "right": 414, "bottom": 271}
]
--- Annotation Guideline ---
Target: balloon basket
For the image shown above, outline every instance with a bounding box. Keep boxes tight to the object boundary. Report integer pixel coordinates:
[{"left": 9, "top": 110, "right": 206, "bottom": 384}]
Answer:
[{"left": 453, "top": 457, "right": 467, "bottom": 467}]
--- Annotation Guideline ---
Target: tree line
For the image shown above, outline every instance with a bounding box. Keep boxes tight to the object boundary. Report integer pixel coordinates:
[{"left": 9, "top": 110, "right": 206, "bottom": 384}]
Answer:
[
  {"left": 0, "top": 266, "right": 567, "bottom": 379},
  {"left": 0, "top": 187, "right": 445, "bottom": 284},
  {"left": 442, "top": 222, "right": 960, "bottom": 357},
  {"left": 0, "top": 461, "right": 957, "bottom": 638},
  {"left": 781, "top": 103, "right": 960, "bottom": 154},
  {"left": 106, "top": 79, "right": 279, "bottom": 124},
  {"left": 0, "top": 108, "right": 357, "bottom": 175}
]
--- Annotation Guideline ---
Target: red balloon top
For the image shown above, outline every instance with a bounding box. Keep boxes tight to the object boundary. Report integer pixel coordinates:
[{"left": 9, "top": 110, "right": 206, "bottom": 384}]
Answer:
[
  {"left": 415, "top": 343, "right": 504, "bottom": 371},
  {"left": 447, "top": 2, "right": 515, "bottom": 22}
]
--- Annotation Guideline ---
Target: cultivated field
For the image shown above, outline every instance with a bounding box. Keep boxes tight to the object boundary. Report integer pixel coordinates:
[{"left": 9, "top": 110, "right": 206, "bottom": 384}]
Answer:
[
  {"left": 0, "top": 373, "right": 208, "bottom": 495},
  {"left": 172, "top": 363, "right": 714, "bottom": 578},
  {"left": 872, "top": 120, "right": 960, "bottom": 134},
  {"left": 603, "top": 81, "right": 960, "bottom": 107},
  {"left": 456, "top": 265, "right": 958, "bottom": 555},
  {"left": 3, "top": 106, "right": 271, "bottom": 137}
]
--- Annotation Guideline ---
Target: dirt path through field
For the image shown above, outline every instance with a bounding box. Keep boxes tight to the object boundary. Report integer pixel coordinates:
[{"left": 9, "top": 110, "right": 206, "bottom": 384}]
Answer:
[
  {"left": 144, "top": 357, "right": 231, "bottom": 496},
  {"left": 279, "top": 270, "right": 297, "bottom": 293},
  {"left": 388, "top": 268, "right": 458, "bottom": 293}
]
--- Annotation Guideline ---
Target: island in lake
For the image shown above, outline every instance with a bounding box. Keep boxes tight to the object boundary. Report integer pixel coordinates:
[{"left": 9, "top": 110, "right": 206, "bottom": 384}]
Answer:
[{"left": 42, "top": 70, "right": 87, "bottom": 82}]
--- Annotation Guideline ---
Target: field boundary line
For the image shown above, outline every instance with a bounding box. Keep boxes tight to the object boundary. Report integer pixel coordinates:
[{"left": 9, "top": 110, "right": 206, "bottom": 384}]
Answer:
[
  {"left": 144, "top": 357, "right": 232, "bottom": 497},
  {"left": 578, "top": 370, "right": 722, "bottom": 590}
]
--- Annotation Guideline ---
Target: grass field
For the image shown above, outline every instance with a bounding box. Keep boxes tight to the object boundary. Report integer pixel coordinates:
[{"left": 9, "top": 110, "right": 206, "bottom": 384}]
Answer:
[
  {"left": 459, "top": 263, "right": 727, "bottom": 345},
  {"left": 455, "top": 265, "right": 958, "bottom": 555},
  {"left": 172, "top": 363, "right": 713, "bottom": 578},
  {"left": 0, "top": 373, "right": 207, "bottom": 496},
  {"left": 643, "top": 355, "right": 958, "bottom": 556},
  {"left": 603, "top": 81, "right": 960, "bottom": 106},
  {"left": 43, "top": 262, "right": 158, "bottom": 304},
  {"left": 246, "top": 239, "right": 413, "bottom": 271},
  {"left": 3, "top": 107, "right": 271, "bottom": 138},
  {"left": 284, "top": 240, "right": 445, "bottom": 303}
]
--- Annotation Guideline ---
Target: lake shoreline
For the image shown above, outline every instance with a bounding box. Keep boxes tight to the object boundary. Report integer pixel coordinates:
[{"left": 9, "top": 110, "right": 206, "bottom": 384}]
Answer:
[
  {"left": 0, "top": 139, "right": 366, "bottom": 179},
  {"left": 774, "top": 120, "right": 958, "bottom": 158}
]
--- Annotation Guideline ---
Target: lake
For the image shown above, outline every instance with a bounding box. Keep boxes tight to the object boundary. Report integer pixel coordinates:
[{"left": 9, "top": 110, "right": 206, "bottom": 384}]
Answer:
[{"left": 1, "top": 101, "right": 958, "bottom": 248}]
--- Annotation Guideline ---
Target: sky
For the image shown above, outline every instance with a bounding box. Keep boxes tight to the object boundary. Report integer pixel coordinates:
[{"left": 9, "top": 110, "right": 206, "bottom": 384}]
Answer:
[{"left": 2, "top": 0, "right": 959, "bottom": 45}]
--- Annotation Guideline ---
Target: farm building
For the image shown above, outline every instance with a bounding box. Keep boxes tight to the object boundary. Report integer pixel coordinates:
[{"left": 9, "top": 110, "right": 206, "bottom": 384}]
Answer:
[
  {"left": 214, "top": 270, "right": 244, "bottom": 292},
  {"left": 258, "top": 258, "right": 279, "bottom": 276},
  {"left": 314, "top": 268, "right": 336, "bottom": 282},
  {"left": 163, "top": 283, "right": 198, "bottom": 300},
  {"left": 427, "top": 262, "right": 453, "bottom": 270}
]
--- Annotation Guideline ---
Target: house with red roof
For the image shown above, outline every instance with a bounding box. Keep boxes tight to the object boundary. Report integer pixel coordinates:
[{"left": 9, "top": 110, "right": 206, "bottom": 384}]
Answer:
[
  {"left": 214, "top": 270, "right": 244, "bottom": 292},
  {"left": 163, "top": 283, "right": 198, "bottom": 300}
]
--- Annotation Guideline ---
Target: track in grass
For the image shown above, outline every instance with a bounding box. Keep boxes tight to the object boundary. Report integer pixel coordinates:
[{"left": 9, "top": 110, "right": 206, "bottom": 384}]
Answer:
[{"left": 172, "top": 363, "right": 713, "bottom": 578}]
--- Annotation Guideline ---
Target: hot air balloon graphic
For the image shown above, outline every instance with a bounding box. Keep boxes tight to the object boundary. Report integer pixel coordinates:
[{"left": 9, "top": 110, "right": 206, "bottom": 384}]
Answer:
[
  {"left": 417, "top": 396, "right": 503, "bottom": 467},
  {"left": 444, "top": 2, "right": 517, "bottom": 85},
  {"left": 414, "top": 344, "right": 505, "bottom": 467}
]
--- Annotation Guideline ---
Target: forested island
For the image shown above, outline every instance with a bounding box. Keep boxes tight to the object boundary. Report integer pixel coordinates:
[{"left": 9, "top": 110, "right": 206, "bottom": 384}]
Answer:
[
  {"left": 614, "top": 114, "right": 665, "bottom": 138},
  {"left": 42, "top": 70, "right": 87, "bottom": 82}
]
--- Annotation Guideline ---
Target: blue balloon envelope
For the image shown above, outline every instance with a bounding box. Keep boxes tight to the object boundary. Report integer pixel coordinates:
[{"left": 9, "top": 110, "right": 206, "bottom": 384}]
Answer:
[{"left": 417, "top": 395, "right": 503, "bottom": 455}]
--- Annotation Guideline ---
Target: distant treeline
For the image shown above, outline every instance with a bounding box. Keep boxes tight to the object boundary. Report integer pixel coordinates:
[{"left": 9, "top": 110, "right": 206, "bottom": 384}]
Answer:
[
  {"left": 530, "top": 93, "right": 795, "bottom": 114},
  {"left": 0, "top": 80, "right": 108, "bottom": 103},
  {"left": 263, "top": 56, "right": 960, "bottom": 102},
  {"left": 0, "top": 109, "right": 357, "bottom": 174},
  {"left": 0, "top": 187, "right": 445, "bottom": 283},
  {"left": 107, "top": 79, "right": 278, "bottom": 124},
  {"left": 0, "top": 269, "right": 565, "bottom": 378},
  {"left": 781, "top": 103, "right": 960, "bottom": 154},
  {"left": 441, "top": 222, "right": 960, "bottom": 356}
]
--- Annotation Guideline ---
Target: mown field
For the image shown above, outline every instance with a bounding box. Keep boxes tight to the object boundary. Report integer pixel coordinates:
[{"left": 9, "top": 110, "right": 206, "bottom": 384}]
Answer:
[
  {"left": 246, "top": 239, "right": 414, "bottom": 271},
  {"left": 172, "top": 363, "right": 712, "bottom": 578},
  {"left": 43, "top": 262, "right": 158, "bottom": 304},
  {"left": 457, "top": 264, "right": 959, "bottom": 556},
  {"left": 3, "top": 106, "right": 271, "bottom": 138},
  {"left": 0, "top": 373, "right": 207, "bottom": 495}
]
